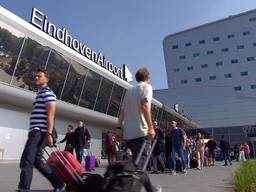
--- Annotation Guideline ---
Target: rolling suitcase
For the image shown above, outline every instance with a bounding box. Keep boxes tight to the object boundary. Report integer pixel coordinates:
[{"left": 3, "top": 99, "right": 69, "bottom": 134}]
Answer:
[
  {"left": 84, "top": 151, "right": 96, "bottom": 171},
  {"left": 45, "top": 148, "right": 86, "bottom": 191}
]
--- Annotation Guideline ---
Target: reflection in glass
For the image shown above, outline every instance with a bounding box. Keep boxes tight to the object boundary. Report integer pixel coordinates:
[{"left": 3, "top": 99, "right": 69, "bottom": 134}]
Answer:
[
  {"left": 79, "top": 70, "right": 101, "bottom": 109},
  {"left": 0, "top": 21, "right": 25, "bottom": 84},
  {"left": 160, "top": 110, "right": 167, "bottom": 129},
  {"left": 151, "top": 104, "right": 159, "bottom": 121},
  {"left": 157, "top": 108, "right": 163, "bottom": 122},
  {"left": 60, "top": 58, "right": 88, "bottom": 105},
  {"left": 11, "top": 38, "right": 50, "bottom": 91},
  {"left": 94, "top": 77, "right": 114, "bottom": 113},
  {"left": 46, "top": 50, "right": 70, "bottom": 98},
  {"left": 107, "top": 84, "right": 125, "bottom": 117}
]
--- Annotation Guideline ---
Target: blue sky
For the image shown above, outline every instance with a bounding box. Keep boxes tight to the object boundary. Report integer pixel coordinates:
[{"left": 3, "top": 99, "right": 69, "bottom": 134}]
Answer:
[{"left": 1, "top": 0, "right": 256, "bottom": 89}]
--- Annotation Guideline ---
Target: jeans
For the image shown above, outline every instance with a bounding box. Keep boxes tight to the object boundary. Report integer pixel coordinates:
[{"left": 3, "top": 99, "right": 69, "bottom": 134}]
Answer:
[
  {"left": 75, "top": 144, "right": 84, "bottom": 164},
  {"left": 152, "top": 152, "right": 165, "bottom": 172},
  {"left": 170, "top": 145, "right": 186, "bottom": 172},
  {"left": 18, "top": 130, "right": 64, "bottom": 190},
  {"left": 126, "top": 137, "right": 155, "bottom": 192},
  {"left": 184, "top": 148, "right": 191, "bottom": 168},
  {"left": 223, "top": 150, "right": 232, "bottom": 165}
]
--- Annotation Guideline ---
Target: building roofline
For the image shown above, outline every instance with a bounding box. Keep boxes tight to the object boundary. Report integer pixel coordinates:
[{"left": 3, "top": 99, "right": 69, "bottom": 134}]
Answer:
[{"left": 163, "top": 8, "right": 256, "bottom": 43}]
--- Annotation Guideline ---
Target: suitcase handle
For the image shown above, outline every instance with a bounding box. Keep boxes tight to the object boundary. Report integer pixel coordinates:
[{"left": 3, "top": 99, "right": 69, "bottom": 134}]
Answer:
[{"left": 135, "top": 139, "right": 157, "bottom": 172}]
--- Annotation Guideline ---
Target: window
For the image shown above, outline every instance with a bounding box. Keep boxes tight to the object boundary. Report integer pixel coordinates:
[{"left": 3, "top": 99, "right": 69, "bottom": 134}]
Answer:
[
  {"left": 243, "top": 31, "right": 251, "bottom": 36},
  {"left": 174, "top": 68, "right": 180, "bottom": 72},
  {"left": 249, "top": 17, "right": 256, "bottom": 22},
  {"left": 179, "top": 55, "right": 186, "bottom": 60},
  {"left": 231, "top": 59, "right": 238, "bottom": 64},
  {"left": 251, "top": 84, "right": 256, "bottom": 89},
  {"left": 195, "top": 77, "right": 202, "bottom": 82},
  {"left": 216, "top": 61, "right": 223, "bottom": 66},
  {"left": 185, "top": 42, "right": 192, "bottom": 47},
  {"left": 172, "top": 45, "right": 178, "bottom": 49},
  {"left": 187, "top": 66, "right": 194, "bottom": 71},
  {"left": 201, "top": 64, "right": 208, "bottom": 68},
  {"left": 181, "top": 80, "right": 188, "bottom": 84},
  {"left": 209, "top": 76, "right": 216, "bottom": 80},
  {"left": 237, "top": 45, "right": 244, "bottom": 50},
  {"left": 247, "top": 57, "right": 255, "bottom": 62},
  {"left": 193, "top": 53, "right": 200, "bottom": 57},
  {"left": 107, "top": 85, "right": 125, "bottom": 117},
  {"left": 224, "top": 73, "right": 232, "bottom": 78},
  {"left": 221, "top": 48, "right": 229, "bottom": 52},
  {"left": 0, "top": 21, "right": 26, "bottom": 85},
  {"left": 46, "top": 50, "right": 71, "bottom": 98},
  {"left": 199, "top": 40, "right": 205, "bottom": 44},
  {"left": 11, "top": 37, "right": 51, "bottom": 91},
  {"left": 94, "top": 77, "right": 114, "bottom": 113},
  {"left": 227, "top": 34, "right": 235, "bottom": 39},
  {"left": 60, "top": 57, "right": 89, "bottom": 105},
  {"left": 207, "top": 50, "right": 214, "bottom": 55},
  {"left": 234, "top": 86, "right": 242, "bottom": 91},
  {"left": 240, "top": 71, "right": 248, "bottom": 76},
  {"left": 79, "top": 70, "right": 101, "bottom": 109},
  {"left": 213, "top": 37, "right": 220, "bottom": 41}
]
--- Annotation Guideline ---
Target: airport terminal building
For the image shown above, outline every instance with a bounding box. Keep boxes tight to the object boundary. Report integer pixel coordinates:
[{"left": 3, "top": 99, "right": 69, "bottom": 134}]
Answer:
[
  {"left": 0, "top": 6, "right": 198, "bottom": 160},
  {"left": 154, "top": 9, "right": 256, "bottom": 152}
]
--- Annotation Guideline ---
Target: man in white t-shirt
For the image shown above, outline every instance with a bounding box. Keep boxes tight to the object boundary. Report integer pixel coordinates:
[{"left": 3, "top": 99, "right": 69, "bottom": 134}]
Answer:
[{"left": 118, "top": 68, "right": 160, "bottom": 192}]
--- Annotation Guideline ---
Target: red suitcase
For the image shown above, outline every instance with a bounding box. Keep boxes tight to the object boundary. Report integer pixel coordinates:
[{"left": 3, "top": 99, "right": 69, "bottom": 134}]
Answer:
[{"left": 46, "top": 149, "right": 86, "bottom": 191}]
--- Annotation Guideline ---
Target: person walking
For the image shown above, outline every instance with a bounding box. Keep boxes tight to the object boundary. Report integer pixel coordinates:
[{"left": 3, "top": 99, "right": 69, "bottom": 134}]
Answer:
[
  {"left": 117, "top": 68, "right": 161, "bottom": 192},
  {"left": 18, "top": 68, "right": 64, "bottom": 192},
  {"left": 219, "top": 135, "right": 232, "bottom": 166},
  {"left": 152, "top": 121, "right": 165, "bottom": 174},
  {"left": 105, "top": 131, "right": 116, "bottom": 164},
  {"left": 73, "top": 120, "right": 91, "bottom": 164},
  {"left": 239, "top": 143, "right": 246, "bottom": 161},
  {"left": 244, "top": 143, "right": 250, "bottom": 160},
  {"left": 59, "top": 125, "right": 75, "bottom": 154},
  {"left": 169, "top": 120, "right": 187, "bottom": 175},
  {"left": 195, "top": 132, "right": 205, "bottom": 170},
  {"left": 184, "top": 132, "right": 192, "bottom": 169},
  {"left": 206, "top": 136, "right": 217, "bottom": 166}
]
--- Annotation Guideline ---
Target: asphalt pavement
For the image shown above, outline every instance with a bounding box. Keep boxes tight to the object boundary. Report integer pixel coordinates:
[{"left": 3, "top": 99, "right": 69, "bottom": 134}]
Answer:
[{"left": 0, "top": 160, "right": 240, "bottom": 192}]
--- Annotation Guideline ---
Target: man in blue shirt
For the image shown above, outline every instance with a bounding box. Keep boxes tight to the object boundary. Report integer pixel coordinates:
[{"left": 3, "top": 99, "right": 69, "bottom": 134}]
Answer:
[
  {"left": 18, "top": 68, "right": 64, "bottom": 192},
  {"left": 169, "top": 121, "right": 186, "bottom": 175}
]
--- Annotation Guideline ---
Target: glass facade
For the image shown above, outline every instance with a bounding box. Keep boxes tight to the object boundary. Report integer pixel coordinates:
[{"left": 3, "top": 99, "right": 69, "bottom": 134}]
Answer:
[
  {"left": 0, "top": 21, "right": 127, "bottom": 117},
  {"left": 0, "top": 21, "right": 26, "bottom": 85}
]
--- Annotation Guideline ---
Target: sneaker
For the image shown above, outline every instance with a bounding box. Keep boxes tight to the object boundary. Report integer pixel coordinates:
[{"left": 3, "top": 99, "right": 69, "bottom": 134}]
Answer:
[
  {"left": 181, "top": 169, "right": 187, "bottom": 174},
  {"left": 152, "top": 185, "right": 162, "bottom": 192},
  {"left": 170, "top": 170, "right": 176, "bottom": 175},
  {"left": 54, "top": 185, "right": 65, "bottom": 192},
  {"left": 151, "top": 170, "right": 158, "bottom": 174},
  {"left": 230, "top": 162, "right": 232, "bottom": 166}
]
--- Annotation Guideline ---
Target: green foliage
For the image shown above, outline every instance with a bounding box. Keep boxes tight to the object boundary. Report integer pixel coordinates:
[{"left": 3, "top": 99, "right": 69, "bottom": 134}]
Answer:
[{"left": 233, "top": 160, "right": 256, "bottom": 192}]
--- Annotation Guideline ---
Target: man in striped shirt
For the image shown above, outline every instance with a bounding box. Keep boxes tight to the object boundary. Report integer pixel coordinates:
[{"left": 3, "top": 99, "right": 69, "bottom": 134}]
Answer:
[{"left": 18, "top": 68, "right": 64, "bottom": 192}]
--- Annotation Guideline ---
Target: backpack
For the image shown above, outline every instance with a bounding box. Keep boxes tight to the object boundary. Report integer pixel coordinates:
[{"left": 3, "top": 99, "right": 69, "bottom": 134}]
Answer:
[{"left": 103, "top": 161, "right": 143, "bottom": 192}]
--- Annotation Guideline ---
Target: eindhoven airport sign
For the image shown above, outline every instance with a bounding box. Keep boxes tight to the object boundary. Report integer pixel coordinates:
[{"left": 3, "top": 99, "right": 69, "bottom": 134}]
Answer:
[{"left": 30, "top": 8, "right": 132, "bottom": 82}]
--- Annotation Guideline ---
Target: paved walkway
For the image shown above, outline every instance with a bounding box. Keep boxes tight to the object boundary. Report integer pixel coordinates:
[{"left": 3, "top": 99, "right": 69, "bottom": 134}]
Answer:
[{"left": 0, "top": 160, "right": 240, "bottom": 192}]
